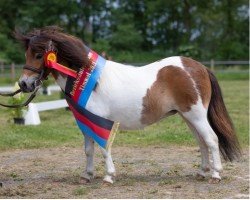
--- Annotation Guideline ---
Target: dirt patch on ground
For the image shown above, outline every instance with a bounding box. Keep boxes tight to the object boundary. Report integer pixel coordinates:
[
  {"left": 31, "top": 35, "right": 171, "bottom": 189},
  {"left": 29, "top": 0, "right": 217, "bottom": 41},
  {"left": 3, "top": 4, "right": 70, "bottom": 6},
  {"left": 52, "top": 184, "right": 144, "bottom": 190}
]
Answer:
[{"left": 0, "top": 146, "right": 249, "bottom": 199}]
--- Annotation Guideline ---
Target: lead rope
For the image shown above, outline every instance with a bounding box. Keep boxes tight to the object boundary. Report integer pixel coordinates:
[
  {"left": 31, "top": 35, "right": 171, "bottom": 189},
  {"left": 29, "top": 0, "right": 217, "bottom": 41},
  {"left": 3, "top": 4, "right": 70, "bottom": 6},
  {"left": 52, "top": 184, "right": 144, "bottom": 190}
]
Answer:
[
  {"left": 0, "top": 40, "right": 55, "bottom": 108},
  {"left": 0, "top": 70, "right": 44, "bottom": 108},
  {"left": 0, "top": 85, "right": 41, "bottom": 108},
  {"left": 0, "top": 89, "right": 22, "bottom": 97}
]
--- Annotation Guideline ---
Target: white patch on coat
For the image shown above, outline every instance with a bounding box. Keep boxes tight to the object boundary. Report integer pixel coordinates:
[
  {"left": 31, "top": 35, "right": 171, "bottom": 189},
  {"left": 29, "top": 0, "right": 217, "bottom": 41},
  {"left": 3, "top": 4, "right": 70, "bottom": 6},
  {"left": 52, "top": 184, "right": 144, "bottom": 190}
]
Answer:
[
  {"left": 182, "top": 97, "right": 222, "bottom": 178},
  {"left": 55, "top": 73, "right": 67, "bottom": 91},
  {"left": 86, "top": 56, "right": 184, "bottom": 130}
]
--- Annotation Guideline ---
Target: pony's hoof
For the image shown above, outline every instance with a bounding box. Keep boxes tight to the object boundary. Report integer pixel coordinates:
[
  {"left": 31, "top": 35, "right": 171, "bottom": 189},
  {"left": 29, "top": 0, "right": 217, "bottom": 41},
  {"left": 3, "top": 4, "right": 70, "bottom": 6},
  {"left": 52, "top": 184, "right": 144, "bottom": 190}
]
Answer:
[
  {"left": 209, "top": 177, "right": 221, "bottom": 184},
  {"left": 103, "top": 175, "right": 114, "bottom": 184},
  {"left": 80, "top": 172, "right": 94, "bottom": 184},
  {"left": 196, "top": 173, "right": 206, "bottom": 180},
  {"left": 79, "top": 177, "right": 92, "bottom": 184}
]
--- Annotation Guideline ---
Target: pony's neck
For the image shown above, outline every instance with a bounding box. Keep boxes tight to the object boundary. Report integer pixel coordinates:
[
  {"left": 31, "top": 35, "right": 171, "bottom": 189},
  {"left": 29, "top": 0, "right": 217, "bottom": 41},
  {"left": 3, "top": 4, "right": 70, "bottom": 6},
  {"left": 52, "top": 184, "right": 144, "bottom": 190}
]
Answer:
[
  {"left": 51, "top": 45, "right": 105, "bottom": 92},
  {"left": 51, "top": 70, "right": 67, "bottom": 91}
]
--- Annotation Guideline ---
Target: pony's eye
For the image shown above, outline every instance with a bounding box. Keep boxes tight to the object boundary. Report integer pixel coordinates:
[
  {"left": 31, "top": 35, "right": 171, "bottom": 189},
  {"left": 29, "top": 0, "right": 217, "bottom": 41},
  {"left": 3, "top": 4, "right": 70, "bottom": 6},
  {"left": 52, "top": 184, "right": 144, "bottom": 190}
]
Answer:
[{"left": 35, "top": 54, "right": 43, "bottom": 59}]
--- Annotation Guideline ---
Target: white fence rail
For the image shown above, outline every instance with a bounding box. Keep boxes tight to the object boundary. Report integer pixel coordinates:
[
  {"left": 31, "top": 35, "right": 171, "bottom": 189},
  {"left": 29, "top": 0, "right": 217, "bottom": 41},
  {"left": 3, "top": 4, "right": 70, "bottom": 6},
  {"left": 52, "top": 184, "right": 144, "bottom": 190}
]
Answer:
[
  {"left": 25, "top": 99, "right": 68, "bottom": 125},
  {"left": 0, "top": 85, "right": 60, "bottom": 94},
  {"left": 0, "top": 84, "right": 66, "bottom": 125}
]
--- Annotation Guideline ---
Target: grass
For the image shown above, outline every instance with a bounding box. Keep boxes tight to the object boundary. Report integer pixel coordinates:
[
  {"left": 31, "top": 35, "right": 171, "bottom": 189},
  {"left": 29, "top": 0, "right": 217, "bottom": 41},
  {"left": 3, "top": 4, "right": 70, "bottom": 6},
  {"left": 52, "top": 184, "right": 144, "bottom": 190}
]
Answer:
[
  {"left": 73, "top": 187, "right": 89, "bottom": 196},
  {"left": 0, "top": 79, "right": 248, "bottom": 151},
  {"left": 214, "top": 71, "right": 249, "bottom": 81}
]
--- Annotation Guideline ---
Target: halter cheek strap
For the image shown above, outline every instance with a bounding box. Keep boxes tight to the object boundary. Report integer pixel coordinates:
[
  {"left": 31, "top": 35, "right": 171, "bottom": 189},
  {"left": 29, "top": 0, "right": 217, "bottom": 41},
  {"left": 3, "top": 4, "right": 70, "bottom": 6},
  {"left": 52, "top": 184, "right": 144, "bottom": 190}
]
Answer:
[{"left": 23, "top": 65, "right": 43, "bottom": 74}]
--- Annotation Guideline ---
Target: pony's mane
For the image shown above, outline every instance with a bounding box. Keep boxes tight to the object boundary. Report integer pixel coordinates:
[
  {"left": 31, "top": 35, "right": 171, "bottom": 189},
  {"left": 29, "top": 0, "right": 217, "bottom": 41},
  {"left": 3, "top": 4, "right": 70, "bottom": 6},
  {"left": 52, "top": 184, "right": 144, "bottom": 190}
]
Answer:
[{"left": 15, "top": 26, "right": 90, "bottom": 70}]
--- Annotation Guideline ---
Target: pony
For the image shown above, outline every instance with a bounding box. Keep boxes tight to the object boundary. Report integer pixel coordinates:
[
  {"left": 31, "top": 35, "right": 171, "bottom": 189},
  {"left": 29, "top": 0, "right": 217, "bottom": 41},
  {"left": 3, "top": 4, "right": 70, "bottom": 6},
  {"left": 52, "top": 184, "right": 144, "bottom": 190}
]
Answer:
[{"left": 14, "top": 26, "right": 241, "bottom": 184}]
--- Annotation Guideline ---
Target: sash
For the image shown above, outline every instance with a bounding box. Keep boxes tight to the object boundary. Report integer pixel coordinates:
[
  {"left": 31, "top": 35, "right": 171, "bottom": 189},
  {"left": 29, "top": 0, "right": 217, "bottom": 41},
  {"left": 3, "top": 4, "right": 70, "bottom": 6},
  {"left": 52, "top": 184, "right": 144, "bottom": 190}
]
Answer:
[{"left": 45, "top": 48, "right": 119, "bottom": 150}]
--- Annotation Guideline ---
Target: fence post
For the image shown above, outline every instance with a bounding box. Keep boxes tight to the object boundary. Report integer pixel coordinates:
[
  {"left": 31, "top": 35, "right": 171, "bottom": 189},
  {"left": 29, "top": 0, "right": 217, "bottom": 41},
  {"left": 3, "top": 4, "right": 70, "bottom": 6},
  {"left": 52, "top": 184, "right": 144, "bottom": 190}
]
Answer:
[
  {"left": 11, "top": 63, "right": 15, "bottom": 81},
  {"left": 210, "top": 59, "right": 215, "bottom": 71},
  {"left": 0, "top": 62, "right": 3, "bottom": 74}
]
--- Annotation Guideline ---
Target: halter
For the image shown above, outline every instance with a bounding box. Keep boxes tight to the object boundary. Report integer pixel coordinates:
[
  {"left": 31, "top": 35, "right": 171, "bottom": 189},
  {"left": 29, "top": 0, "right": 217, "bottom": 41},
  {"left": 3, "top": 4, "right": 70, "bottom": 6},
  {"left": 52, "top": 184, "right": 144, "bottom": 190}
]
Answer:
[
  {"left": 0, "top": 40, "right": 79, "bottom": 108},
  {"left": 0, "top": 42, "right": 53, "bottom": 108},
  {"left": 23, "top": 64, "right": 44, "bottom": 74},
  {"left": 0, "top": 64, "right": 45, "bottom": 108}
]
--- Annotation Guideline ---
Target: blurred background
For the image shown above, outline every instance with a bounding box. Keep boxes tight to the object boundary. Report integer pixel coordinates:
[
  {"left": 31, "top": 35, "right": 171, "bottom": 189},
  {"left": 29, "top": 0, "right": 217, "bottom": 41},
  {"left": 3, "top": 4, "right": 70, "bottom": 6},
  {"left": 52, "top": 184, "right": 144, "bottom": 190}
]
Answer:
[{"left": 0, "top": 0, "right": 248, "bottom": 64}]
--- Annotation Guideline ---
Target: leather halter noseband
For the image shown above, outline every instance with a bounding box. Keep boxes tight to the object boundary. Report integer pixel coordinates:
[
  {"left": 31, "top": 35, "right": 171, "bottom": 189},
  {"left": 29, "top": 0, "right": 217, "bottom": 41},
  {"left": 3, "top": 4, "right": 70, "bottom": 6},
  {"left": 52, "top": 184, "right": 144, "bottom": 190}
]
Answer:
[
  {"left": 0, "top": 64, "right": 46, "bottom": 108},
  {"left": 23, "top": 64, "right": 44, "bottom": 74},
  {"left": 0, "top": 39, "right": 56, "bottom": 108}
]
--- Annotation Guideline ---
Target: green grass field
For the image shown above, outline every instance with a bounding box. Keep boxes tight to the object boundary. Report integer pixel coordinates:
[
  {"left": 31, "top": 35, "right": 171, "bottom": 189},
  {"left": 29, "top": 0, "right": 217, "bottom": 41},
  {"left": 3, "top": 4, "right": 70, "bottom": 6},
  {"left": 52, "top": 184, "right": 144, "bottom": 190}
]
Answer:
[{"left": 0, "top": 79, "right": 248, "bottom": 151}]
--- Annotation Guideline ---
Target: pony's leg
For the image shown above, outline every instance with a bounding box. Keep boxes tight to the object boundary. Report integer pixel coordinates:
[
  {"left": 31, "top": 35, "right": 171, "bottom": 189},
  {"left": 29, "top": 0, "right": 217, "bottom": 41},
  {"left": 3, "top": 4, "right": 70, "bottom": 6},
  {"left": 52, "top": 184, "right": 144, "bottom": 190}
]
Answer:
[
  {"left": 184, "top": 119, "right": 210, "bottom": 178},
  {"left": 81, "top": 134, "right": 95, "bottom": 182},
  {"left": 196, "top": 137, "right": 211, "bottom": 178},
  {"left": 101, "top": 148, "right": 116, "bottom": 184},
  {"left": 182, "top": 104, "right": 222, "bottom": 182},
  {"left": 183, "top": 118, "right": 210, "bottom": 175}
]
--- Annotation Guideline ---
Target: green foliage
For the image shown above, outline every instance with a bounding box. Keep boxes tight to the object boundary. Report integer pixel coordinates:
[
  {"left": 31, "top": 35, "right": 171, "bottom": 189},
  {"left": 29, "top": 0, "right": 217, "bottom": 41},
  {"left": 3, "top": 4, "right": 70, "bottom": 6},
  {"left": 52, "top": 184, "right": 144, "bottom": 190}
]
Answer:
[
  {"left": 8, "top": 88, "right": 26, "bottom": 119},
  {"left": 91, "top": 39, "right": 111, "bottom": 54},
  {"left": 0, "top": 33, "right": 24, "bottom": 63},
  {"left": 0, "top": 0, "right": 248, "bottom": 63},
  {"left": 112, "top": 51, "right": 165, "bottom": 63},
  {"left": 110, "top": 24, "right": 143, "bottom": 51},
  {"left": 8, "top": 97, "right": 25, "bottom": 118},
  {"left": 178, "top": 45, "right": 200, "bottom": 58}
]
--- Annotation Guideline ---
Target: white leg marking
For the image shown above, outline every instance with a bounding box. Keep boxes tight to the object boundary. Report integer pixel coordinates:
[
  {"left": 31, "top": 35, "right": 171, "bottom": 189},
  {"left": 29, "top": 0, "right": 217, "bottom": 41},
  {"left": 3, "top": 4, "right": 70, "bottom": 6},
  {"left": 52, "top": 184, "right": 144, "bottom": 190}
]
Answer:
[
  {"left": 81, "top": 134, "right": 95, "bottom": 181},
  {"left": 198, "top": 136, "right": 210, "bottom": 171},
  {"left": 101, "top": 148, "right": 116, "bottom": 184},
  {"left": 182, "top": 98, "right": 222, "bottom": 180},
  {"left": 184, "top": 118, "right": 210, "bottom": 177}
]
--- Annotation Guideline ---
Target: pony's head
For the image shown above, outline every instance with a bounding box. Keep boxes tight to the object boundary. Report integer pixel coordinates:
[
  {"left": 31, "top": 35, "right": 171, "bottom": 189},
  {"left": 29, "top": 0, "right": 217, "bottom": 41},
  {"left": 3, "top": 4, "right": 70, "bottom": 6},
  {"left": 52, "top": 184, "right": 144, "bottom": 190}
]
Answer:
[{"left": 15, "top": 26, "right": 89, "bottom": 92}]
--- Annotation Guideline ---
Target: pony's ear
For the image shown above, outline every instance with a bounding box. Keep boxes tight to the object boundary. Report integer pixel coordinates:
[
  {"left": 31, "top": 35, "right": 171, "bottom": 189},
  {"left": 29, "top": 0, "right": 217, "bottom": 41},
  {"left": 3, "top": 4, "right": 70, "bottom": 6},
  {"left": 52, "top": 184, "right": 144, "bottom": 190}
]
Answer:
[
  {"left": 13, "top": 28, "right": 30, "bottom": 50},
  {"left": 46, "top": 40, "right": 57, "bottom": 53}
]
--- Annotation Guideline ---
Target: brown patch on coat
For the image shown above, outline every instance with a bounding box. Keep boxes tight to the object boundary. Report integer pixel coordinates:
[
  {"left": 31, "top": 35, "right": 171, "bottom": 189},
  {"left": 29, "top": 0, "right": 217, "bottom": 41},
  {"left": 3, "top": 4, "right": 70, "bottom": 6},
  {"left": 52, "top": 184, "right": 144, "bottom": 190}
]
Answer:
[
  {"left": 181, "top": 57, "right": 211, "bottom": 108},
  {"left": 141, "top": 65, "right": 198, "bottom": 125},
  {"left": 22, "top": 47, "right": 43, "bottom": 77}
]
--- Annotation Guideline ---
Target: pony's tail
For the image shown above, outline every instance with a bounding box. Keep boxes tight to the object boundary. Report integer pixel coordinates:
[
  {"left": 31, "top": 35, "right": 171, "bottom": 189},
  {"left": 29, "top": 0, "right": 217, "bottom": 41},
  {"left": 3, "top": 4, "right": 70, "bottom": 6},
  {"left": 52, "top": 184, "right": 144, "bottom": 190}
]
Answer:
[{"left": 206, "top": 69, "right": 241, "bottom": 161}]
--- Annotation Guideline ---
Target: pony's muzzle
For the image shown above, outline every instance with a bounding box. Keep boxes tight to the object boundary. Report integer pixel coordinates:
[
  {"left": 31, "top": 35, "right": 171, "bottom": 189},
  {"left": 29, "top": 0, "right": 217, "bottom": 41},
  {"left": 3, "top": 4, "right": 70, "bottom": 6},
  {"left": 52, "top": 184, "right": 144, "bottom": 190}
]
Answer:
[{"left": 18, "top": 75, "right": 39, "bottom": 93}]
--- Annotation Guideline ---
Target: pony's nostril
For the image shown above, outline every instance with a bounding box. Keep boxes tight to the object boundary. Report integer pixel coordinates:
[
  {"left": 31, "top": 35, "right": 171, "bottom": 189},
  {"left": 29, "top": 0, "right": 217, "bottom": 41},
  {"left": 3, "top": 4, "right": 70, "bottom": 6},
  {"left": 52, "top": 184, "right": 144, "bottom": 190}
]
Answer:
[
  {"left": 31, "top": 82, "right": 36, "bottom": 89},
  {"left": 19, "top": 81, "right": 27, "bottom": 90}
]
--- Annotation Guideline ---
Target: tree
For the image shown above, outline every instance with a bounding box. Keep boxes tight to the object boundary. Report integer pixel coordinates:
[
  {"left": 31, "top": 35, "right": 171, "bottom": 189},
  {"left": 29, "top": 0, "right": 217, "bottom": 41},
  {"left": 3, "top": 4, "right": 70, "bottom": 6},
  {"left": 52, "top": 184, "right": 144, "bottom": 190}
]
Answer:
[{"left": 0, "top": 0, "right": 248, "bottom": 63}]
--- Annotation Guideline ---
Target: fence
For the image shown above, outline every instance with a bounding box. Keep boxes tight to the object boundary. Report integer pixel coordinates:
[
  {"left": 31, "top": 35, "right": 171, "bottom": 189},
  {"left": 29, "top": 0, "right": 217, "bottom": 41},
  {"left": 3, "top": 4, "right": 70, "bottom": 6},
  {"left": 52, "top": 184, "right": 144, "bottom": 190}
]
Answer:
[
  {"left": 25, "top": 100, "right": 68, "bottom": 125},
  {"left": 0, "top": 85, "right": 61, "bottom": 94},
  {"left": 0, "top": 60, "right": 249, "bottom": 81},
  {"left": 201, "top": 60, "right": 249, "bottom": 71},
  {"left": 0, "top": 63, "right": 23, "bottom": 81},
  {"left": 128, "top": 60, "right": 249, "bottom": 68}
]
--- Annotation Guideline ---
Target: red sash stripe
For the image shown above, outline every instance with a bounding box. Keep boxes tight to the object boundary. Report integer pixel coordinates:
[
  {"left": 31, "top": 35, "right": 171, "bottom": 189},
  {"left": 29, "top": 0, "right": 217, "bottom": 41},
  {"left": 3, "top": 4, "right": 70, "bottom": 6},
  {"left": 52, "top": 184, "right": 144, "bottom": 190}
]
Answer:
[
  {"left": 72, "top": 51, "right": 99, "bottom": 102},
  {"left": 68, "top": 102, "right": 110, "bottom": 140}
]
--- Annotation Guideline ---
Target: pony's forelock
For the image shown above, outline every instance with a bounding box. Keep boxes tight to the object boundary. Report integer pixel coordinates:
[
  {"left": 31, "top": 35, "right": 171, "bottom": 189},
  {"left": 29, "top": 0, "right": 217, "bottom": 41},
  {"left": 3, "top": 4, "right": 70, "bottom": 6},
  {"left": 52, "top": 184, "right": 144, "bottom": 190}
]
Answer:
[{"left": 15, "top": 26, "right": 89, "bottom": 70}]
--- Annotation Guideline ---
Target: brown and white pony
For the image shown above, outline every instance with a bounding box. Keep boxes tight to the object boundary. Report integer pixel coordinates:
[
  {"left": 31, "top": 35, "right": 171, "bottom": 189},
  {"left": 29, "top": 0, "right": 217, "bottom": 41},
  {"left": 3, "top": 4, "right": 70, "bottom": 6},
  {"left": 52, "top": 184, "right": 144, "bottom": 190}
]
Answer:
[{"left": 15, "top": 26, "right": 241, "bottom": 184}]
